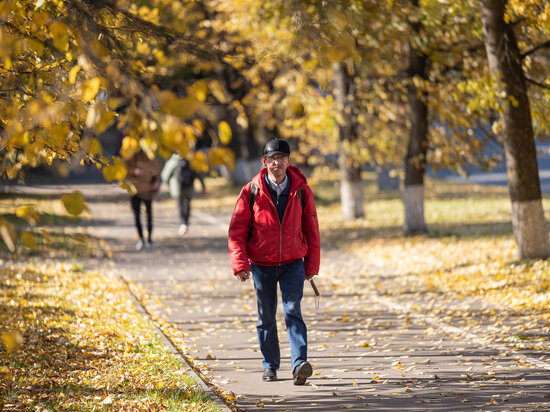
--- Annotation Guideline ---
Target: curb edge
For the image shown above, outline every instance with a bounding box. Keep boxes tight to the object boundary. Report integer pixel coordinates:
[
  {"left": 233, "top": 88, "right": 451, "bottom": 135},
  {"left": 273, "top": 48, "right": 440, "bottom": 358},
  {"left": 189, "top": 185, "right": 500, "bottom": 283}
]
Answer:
[{"left": 119, "top": 274, "right": 234, "bottom": 412}]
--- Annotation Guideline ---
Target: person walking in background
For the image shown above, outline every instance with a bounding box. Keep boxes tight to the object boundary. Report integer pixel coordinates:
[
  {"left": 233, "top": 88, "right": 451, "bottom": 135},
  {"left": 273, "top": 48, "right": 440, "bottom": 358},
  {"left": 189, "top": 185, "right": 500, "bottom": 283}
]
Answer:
[
  {"left": 228, "top": 138, "right": 320, "bottom": 385},
  {"left": 125, "top": 149, "right": 161, "bottom": 250},
  {"left": 161, "top": 153, "right": 206, "bottom": 235}
]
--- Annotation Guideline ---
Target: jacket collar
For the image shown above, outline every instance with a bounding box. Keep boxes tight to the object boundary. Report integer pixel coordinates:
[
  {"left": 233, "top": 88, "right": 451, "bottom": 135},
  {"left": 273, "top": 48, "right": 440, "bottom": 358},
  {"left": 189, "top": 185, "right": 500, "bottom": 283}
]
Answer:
[
  {"left": 264, "top": 173, "right": 289, "bottom": 196},
  {"left": 253, "top": 165, "right": 306, "bottom": 194}
]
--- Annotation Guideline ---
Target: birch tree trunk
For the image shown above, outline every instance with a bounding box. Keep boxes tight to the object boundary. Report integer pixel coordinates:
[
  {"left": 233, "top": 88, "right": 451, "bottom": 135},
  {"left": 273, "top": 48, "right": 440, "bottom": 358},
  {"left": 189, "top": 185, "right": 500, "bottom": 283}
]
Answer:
[
  {"left": 333, "top": 62, "right": 364, "bottom": 221},
  {"left": 403, "top": 4, "right": 429, "bottom": 235},
  {"left": 480, "top": 0, "right": 550, "bottom": 259}
]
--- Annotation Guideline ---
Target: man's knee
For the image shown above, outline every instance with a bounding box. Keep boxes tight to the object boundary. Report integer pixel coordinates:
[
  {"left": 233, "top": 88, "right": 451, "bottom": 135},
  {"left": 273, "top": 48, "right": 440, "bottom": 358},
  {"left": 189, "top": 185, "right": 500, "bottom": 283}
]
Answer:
[{"left": 283, "top": 300, "right": 302, "bottom": 315}]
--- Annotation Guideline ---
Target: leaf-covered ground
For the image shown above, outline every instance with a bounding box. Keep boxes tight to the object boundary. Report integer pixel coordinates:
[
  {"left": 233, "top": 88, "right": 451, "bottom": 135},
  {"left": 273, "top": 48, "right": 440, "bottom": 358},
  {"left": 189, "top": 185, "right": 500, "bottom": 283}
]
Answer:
[
  {"left": 199, "top": 171, "right": 550, "bottom": 346},
  {"left": 2, "top": 172, "right": 549, "bottom": 409},
  {"left": 199, "top": 170, "right": 549, "bottom": 316},
  {"left": 313, "top": 170, "right": 550, "bottom": 355},
  {"left": 0, "top": 263, "right": 221, "bottom": 411},
  {"left": 117, "top": 173, "right": 550, "bottom": 410},
  {"left": 0, "top": 191, "right": 221, "bottom": 411}
]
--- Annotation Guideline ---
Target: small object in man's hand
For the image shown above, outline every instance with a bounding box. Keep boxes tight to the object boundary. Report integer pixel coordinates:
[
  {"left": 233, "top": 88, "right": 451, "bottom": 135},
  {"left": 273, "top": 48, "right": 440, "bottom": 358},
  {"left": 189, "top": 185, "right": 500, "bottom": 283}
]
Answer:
[{"left": 309, "top": 279, "right": 320, "bottom": 296}]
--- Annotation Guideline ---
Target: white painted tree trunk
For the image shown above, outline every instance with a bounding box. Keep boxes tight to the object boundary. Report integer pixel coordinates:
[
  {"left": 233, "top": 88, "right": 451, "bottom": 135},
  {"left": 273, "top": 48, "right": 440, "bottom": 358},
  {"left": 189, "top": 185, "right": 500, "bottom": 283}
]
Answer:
[
  {"left": 403, "top": 184, "right": 426, "bottom": 234},
  {"left": 340, "top": 178, "right": 364, "bottom": 221},
  {"left": 511, "top": 200, "right": 550, "bottom": 259},
  {"left": 333, "top": 61, "right": 364, "bottom": 221},
  {"left": 480, "top": 0, "right": 550, "bottom": 259}
]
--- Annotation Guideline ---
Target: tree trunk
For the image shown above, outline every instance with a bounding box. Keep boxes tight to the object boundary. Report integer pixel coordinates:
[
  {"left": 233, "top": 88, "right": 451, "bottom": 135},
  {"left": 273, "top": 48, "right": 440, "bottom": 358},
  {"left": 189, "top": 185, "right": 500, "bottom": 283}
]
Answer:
[
  {"left": 480, "top": 0, "right": 550, "bottom": 259},
  {"left": 403, "top": 10, "right": 429, "bottom": 235},
  {"left": 333, "top": 62, "right": 364, "bottom": 221}
]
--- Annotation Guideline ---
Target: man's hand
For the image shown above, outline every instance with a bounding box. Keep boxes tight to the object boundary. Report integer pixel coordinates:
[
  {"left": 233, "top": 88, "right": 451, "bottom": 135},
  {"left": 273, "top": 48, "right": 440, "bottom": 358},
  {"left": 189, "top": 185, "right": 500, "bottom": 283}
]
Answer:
[
  {"left": 236, "top": 271, "right": 251, "bottom": 282},
  {"left": 305, "top": 274, "right": 314, "bottom": 281}
]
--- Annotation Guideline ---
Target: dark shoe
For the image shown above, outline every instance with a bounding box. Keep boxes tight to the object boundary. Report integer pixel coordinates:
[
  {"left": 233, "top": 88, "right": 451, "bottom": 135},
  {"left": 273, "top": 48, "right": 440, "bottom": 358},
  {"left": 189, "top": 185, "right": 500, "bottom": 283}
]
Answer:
[
  {"left": 293, "top": 361, "right": 312, "bottom": 385},
  {"left": 262, "top": 368, "right": 277, "bottom": 382}
]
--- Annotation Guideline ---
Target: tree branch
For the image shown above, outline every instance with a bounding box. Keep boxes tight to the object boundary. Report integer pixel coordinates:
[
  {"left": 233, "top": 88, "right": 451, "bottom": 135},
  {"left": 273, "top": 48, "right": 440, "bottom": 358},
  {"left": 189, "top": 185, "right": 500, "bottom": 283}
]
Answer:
[
  {"left": 525, "top": 76, "right": 550, "bottom": 90},
  {"left": 520, "top": 40, "right": 550, "bottom": 59},
  {"left": 1, "top": 20, "right": 67, "bottom": 61},
  {"left": 431, "top": 41, "right": 484, "bottom": 55},
  {"left": 75, "top": 0, "right": 232, "bottom": 63}
]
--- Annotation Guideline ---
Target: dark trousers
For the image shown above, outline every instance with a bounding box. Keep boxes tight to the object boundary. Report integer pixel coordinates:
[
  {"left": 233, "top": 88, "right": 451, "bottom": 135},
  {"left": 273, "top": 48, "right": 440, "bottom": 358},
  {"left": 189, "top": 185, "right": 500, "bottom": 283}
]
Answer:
[
  {"left": 130, "top": 196, "right": 152, "bottom": 241},
  {"left": 178, "top": 194, "right": 191, "bottom": 225},
  {"left": 251, "top": 259, "right": 307, "bottom": 371}
]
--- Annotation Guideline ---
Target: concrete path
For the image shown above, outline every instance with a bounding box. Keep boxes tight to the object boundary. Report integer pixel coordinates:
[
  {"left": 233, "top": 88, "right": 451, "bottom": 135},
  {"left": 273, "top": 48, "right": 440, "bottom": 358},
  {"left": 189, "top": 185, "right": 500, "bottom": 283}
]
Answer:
[{"left": 27, "top": 183, "right": 550, "bottom": 411}]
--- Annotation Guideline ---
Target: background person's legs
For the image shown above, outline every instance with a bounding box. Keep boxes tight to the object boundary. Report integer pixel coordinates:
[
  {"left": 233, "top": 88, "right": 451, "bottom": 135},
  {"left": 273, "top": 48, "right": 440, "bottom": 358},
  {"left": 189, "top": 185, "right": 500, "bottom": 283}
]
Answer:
[
  {"left": 130, "top": 196, "right": 144, "bottom": 250},
  {"left": 178, "top": 194, "right": 191, "bottom": 234},
  {"left": 144, "top": 198, "right": 153, "bottom": 246},
  {"left": 143, "top": 200, "right": 153, "bottom": 248}
]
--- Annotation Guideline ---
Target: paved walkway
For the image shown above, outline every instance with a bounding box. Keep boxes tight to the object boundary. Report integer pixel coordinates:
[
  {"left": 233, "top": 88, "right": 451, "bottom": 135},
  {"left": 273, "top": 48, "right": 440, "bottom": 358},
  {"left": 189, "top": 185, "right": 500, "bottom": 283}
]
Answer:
[{"left": 31, "top": 183, "right": 550, "bottom": 411}]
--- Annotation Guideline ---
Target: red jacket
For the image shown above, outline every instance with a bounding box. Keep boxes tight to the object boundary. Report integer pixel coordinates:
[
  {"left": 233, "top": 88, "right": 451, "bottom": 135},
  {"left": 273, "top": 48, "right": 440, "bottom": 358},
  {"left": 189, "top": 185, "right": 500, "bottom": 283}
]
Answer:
[{"left": 228, "top": 166, "right": 320, "bottom": 276}]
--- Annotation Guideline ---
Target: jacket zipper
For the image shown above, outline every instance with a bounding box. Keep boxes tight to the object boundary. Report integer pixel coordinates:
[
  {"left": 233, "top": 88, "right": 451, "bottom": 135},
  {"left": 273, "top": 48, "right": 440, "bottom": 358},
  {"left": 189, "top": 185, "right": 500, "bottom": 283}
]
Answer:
[
  {"left": 278, "top": 191, "right": 299, "bottom": 266},
  {"left": 277, "top": 194, "right": 282, "bottom": 265},
  {"left": 260, "top": 186, "right": 283, "bottom": 265},
  {"left": 263, "top": 186, "right": 299, "bottom": 266}
]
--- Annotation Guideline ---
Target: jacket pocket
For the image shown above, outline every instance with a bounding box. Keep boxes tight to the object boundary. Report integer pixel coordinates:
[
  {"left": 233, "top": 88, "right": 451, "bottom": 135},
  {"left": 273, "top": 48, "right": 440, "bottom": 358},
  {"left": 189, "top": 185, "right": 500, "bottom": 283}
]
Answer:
[{"left": 298, "top": 232, "right": 307, "bottom": 249}]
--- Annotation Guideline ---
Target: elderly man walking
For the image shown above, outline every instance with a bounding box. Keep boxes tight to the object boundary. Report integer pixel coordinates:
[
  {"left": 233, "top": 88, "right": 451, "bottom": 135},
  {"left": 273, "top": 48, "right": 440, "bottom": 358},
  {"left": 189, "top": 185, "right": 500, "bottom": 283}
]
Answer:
[{"left": 228, "top": 138, "right": 320, "bottom": 385}]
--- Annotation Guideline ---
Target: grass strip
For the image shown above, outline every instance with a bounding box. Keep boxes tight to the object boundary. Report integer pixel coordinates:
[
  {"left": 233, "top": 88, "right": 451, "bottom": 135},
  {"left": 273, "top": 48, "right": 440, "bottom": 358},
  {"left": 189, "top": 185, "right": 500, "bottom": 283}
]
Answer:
[{"left": 0, "top": 263, "right": 222, "bottom": 411}]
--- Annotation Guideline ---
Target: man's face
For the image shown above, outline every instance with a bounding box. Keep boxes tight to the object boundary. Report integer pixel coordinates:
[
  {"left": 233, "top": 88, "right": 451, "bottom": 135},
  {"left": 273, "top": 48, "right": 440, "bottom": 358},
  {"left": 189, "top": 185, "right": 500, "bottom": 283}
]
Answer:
[{"left": 262, "top": 154, "right": 290, "bottom": 182}]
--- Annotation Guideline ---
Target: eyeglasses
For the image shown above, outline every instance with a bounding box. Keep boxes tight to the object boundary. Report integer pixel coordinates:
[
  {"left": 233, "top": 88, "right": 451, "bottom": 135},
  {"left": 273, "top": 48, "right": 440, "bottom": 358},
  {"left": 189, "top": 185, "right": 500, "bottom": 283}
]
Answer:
[{"left": 264, "top": 155, "right": 289, "bottom": 163}]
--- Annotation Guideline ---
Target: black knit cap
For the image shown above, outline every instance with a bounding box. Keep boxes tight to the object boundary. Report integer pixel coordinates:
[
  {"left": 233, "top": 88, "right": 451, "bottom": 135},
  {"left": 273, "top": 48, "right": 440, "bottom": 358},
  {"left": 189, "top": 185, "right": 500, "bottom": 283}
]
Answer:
[{"left": 263, "top": 138, "right": 290, "bottom": 157}]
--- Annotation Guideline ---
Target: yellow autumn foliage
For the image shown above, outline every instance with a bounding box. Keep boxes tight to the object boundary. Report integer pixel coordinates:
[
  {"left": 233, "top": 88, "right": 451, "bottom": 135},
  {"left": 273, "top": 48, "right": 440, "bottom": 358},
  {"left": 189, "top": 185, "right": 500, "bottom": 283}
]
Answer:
[
  {"left": 61, "top": 191, "right": 88, "bottom": 217},
  {"left": 218, "top": 121, "right": 232, "bottom": 145},
  {"left": 81, "top": 78, "right": 102, "bottom": 103},
  {"left": 102, "top": 157, "right": 127, "bottom": 182}
]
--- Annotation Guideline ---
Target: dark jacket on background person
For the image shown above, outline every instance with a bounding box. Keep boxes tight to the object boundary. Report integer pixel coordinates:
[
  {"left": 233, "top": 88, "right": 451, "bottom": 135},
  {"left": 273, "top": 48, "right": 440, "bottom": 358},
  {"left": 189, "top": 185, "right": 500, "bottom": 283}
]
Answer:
[
  {"left": 161, "top": 154, "right": 204, "bottom": 198},
  {"left": 228, "top": 165, "right": 320, "bottom": 276}
]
